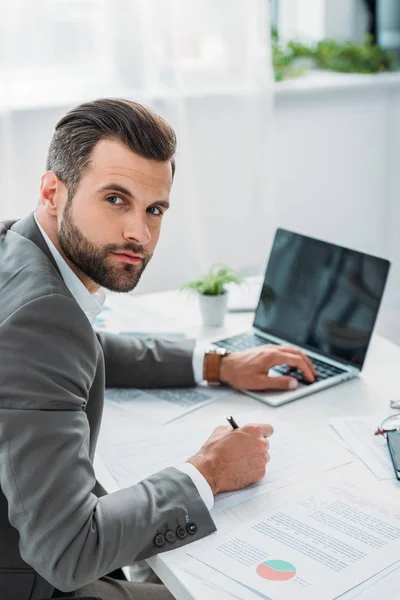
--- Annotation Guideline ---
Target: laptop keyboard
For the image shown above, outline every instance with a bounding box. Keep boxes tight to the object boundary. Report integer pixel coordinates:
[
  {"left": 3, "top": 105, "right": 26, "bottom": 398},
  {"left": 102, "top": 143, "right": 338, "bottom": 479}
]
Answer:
[
  {"left": 215, "top": 332, "right": 269, "bottom": 352},
  {"left": 214, "top": 332, "right": 346, "bottom": 385},
  {"left": 273, "top": 357, "right": 345, "bottom": 385}
]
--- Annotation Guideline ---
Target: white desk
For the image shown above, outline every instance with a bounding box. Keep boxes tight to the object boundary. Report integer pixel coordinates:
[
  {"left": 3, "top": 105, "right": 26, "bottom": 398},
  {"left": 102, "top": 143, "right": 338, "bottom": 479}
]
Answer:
[{"left": 98, "top": 289, "right": 400, "bottom": 600}]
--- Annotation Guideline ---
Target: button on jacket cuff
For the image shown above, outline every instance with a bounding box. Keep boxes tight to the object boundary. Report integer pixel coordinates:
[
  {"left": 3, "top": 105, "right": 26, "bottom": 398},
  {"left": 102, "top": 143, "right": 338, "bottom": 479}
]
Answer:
[{"left": 176, "top": 463, "right": 214, "bottom": 511}]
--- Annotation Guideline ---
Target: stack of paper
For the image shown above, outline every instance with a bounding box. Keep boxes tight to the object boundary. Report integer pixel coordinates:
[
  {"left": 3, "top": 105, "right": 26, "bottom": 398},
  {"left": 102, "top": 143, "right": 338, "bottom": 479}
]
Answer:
[{"left": 184, "top": 483, "right": 400, "bottom": 600}]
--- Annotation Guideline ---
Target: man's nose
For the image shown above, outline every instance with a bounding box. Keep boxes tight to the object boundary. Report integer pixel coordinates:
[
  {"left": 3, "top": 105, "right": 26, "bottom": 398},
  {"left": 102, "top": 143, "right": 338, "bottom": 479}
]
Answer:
[{"left": 123, "top": 213, "right": 151, "bottom": 246}]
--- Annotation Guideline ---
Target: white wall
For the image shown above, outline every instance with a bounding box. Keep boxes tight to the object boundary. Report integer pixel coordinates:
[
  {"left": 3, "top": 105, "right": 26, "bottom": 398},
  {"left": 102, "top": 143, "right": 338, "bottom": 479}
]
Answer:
[
  {"left": 274, "top": 73, "right": 400, "bottom": 330},
  {"left": 1, "top": 106, "right": 67, "bottom": 217},
  {"left": 274, "top": 85, "right": 387, "bottom": 257}
]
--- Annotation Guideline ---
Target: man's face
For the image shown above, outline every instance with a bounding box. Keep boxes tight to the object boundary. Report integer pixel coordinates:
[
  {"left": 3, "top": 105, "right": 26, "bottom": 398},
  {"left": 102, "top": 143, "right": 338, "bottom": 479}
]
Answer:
[{"left": 58, "top": 139, "right": 172, "bottom": 292}]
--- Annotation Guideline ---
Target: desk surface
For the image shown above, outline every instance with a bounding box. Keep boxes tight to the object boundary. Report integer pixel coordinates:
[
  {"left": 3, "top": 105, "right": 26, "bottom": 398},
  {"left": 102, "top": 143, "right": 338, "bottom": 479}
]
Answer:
[{"left": 99, "top": 289, "right": 400, "bottom": 600}]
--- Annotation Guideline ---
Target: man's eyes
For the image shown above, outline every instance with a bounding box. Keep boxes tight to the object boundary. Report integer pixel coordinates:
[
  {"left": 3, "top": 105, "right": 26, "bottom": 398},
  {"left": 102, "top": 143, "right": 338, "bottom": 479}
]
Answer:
[
  {"left": 106, "top": 196, "right": 125, "bottom": 206},
  {"left": 105, "top": 197, "right": 164, "bottom": 216},
  {"left": 147, "top": 206, "right": 163, "bottom": 216}
]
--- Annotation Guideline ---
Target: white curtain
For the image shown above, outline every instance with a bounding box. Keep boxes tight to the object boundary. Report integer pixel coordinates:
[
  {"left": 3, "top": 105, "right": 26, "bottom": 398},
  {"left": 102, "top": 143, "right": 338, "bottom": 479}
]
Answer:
[{"left": 0, "top": 0, "right": 275, "bottom": 293}]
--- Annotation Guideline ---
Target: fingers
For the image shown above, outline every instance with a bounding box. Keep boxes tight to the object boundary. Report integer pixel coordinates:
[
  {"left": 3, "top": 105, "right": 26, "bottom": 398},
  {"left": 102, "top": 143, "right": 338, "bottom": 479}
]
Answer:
[
  {"left": 282, "top": 353, "right": 315, "bottom": 382},
  {"left": 255, "top": 451, "right": 271, "bottom": 480},
  {"left": 240, "top": 423, "right": 274, "bottom": 438},
  {"left": 270, "top": 350, "right": 315, "bottom": 382},
  {"left": 257, "top": 374, "right": 300, "bottom": 391},
  {"left": 210, "top": 425, "right": 231, "bottom": 438},
  {"left": 278, "top": 345, "right": 317, "bottom": 378},
  {"left": 245, "top": 372, "right": 298, "bottom": 391}
]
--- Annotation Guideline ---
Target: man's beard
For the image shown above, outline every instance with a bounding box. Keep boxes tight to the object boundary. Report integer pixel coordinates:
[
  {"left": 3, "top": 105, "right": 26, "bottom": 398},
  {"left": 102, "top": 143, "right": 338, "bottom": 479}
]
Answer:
[{"left": 59, "top": 202, "right": 151, "bottom": 292}]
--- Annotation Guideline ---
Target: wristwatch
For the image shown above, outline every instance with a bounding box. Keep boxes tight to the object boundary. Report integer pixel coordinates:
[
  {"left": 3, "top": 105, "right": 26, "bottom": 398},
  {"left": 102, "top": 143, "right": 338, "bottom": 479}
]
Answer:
[{"left": 203, "top": 347, "right": 230, "bottom": 384}]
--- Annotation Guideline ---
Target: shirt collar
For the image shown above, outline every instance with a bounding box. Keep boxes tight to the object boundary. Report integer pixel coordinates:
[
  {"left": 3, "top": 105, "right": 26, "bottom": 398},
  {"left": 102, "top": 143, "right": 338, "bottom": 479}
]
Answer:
[{"left": 34, "top": 213, "right": 105, "bottom": 323}]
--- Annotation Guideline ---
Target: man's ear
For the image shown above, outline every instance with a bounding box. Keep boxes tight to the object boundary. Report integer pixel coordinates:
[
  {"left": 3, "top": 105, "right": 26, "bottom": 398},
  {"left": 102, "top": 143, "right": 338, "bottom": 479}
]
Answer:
[{"left": 39, "top": 172, "right": 65, "bottom": 216}]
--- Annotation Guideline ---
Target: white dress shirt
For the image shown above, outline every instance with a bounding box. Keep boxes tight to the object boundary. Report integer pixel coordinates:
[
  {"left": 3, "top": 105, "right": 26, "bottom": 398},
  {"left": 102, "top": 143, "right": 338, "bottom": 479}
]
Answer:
[{"left": 34, "top": 214, "right": 214, "bottom": 510}]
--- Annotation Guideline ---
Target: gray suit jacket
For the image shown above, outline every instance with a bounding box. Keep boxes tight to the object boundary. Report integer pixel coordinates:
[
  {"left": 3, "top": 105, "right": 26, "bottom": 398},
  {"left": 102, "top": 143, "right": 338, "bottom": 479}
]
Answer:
[{"left": 0, "top": 214, "right": 216, "bottom": 600}]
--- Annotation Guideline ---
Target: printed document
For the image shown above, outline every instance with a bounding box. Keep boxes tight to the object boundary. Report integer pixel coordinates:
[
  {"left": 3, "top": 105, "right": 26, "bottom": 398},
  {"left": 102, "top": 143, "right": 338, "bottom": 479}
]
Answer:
[
  {"left": 97, "top": 419, "right": 353, "bottom": 513},
  {"left": 214, "top": 422, "right": 352, "bottom": 513},
  {"left": 330, "top": 416, "right": 393, "bottom": 480},
  {"left": 182, "top": 558, "right": 400, "bottom": 600},
  {"left": 189, "top": 484, "right": 400, "bottom": 600}
]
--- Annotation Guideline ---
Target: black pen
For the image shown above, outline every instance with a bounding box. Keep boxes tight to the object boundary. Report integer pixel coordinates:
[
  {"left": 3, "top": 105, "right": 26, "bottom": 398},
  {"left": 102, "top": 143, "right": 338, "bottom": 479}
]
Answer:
[{"left": 226, "top": 415, "right": 239, "bottom": 430}]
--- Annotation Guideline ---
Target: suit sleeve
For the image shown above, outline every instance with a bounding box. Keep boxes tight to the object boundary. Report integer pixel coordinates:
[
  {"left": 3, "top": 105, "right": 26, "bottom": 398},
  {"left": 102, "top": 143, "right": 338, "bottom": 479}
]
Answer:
[
  {"left": 0, "top": 295, "right": 215, "bottom": 592},
  {"left": 96, "top": 331, "right": 196, "bottom": 388}
]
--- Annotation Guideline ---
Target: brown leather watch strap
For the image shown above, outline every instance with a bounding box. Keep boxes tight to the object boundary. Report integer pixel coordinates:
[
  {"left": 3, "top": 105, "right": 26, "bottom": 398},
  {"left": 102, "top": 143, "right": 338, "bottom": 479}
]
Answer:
[{"left": 203, "top": 350, "right": 228, "bottom": 383}]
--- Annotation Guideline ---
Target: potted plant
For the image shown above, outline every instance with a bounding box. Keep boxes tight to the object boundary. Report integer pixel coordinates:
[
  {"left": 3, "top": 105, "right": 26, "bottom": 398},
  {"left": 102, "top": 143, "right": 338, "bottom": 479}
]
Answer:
[
  {"left": 182, "top": 264, "right": 243, "bottom": 327},
  {"left": 271, "top": 27, "right": 398, "bottom": 82}
]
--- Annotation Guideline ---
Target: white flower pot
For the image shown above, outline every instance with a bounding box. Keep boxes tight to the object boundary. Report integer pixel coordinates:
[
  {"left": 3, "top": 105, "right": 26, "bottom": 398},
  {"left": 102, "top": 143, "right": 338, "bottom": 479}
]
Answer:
[{"left": 198, "top": 292, "right": 228, "bottom": 327}]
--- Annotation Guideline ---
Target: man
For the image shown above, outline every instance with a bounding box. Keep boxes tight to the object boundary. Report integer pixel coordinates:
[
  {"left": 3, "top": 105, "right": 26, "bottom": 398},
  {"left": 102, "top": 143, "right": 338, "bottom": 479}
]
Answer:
[{"left": 0, "top": 99, "right": 316, "bottom": 600}]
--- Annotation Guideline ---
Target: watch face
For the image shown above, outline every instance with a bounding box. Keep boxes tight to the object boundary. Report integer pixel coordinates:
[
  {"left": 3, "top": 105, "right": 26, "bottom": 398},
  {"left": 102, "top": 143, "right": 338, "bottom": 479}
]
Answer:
[{"left": 207, "top": 347, "right": 227, "bottom": 356}]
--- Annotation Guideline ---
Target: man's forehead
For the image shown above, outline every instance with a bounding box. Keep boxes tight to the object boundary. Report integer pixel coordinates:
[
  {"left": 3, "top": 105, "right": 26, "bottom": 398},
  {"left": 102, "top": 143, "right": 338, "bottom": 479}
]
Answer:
[
  {"left": 94, "top": 164, "right": 172, "bottom": 192},
  {"left": 89, "top": 139, "right": 173, "bottom": 191}
]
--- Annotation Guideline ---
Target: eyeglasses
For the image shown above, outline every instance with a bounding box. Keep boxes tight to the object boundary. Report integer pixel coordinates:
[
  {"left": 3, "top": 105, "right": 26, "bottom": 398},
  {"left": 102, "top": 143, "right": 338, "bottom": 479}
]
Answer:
[{"left": 375, "top": 400, "right": 400, "bottom": 436}]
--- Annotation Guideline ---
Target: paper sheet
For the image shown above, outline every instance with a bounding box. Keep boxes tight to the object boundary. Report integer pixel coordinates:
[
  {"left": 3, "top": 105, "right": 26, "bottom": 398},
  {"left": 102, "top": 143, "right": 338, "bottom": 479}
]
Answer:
[
  {"left": 97, "top": 418, "right": 353, "bottom": 513},
  {"left": 329, "top": 416, "right": 394, "bottom": 480},
  {"left": 181, "top": 564, "right": 245, "bottom": 600},
  {"left": 182, "top": 560, "right": 268, "bottom": 600},
  {"left": 183, "top": 559, "right": 400, "bottom": 600},
  {"left": 93, "top": 452, "right": 119, "bottom": 493},
  {"left": 338, "top": 561, "right": 400, "bottom": 599},
  {"left": 188, "top": 484, "right": 400, "bottom": 600},
  {"left": 213, "top": 422, "right": 353, "bottom": 514},
  {"left": 104, "top": 385, "right": 226, "bottom": 425}
]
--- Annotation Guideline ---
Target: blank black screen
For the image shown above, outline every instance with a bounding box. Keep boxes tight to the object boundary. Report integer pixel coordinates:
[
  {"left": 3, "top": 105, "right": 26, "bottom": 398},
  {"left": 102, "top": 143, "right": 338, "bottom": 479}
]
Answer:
[{"left": 253, "top": 229, "right": 390, "bottom": 368}]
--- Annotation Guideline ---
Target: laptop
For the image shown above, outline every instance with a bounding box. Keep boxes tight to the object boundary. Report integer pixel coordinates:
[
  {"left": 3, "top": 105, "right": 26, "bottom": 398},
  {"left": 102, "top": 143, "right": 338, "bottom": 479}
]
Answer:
[{"left": 214, "top": 228, "right": 390, "bottom": 407}]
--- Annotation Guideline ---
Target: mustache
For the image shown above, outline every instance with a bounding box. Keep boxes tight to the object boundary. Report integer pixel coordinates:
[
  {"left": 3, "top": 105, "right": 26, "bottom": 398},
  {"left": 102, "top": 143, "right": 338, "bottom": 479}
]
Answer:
[{"left": 105, "top": 243, "right": 151, "bottom": 261}]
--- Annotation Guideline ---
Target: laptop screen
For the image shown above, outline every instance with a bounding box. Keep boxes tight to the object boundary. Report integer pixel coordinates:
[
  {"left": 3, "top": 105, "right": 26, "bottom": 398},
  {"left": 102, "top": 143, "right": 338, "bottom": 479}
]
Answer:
[{"left": 253, "top": 229, "right": 390, "bottom": 369}]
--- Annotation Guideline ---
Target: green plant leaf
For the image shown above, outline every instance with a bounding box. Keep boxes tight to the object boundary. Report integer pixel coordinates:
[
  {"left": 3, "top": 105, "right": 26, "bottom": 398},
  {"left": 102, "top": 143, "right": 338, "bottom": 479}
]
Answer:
[
  {"left": 271, "top": 29, "right": 397, "bottom": 81},
  {"left": 181, "top": 263, "right": 244, "bottom": 296}
]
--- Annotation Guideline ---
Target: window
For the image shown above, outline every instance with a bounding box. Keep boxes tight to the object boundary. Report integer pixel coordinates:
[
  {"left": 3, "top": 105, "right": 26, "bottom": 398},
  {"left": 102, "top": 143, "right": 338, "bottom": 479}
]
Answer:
[{"left": 270, "top": 0, "right": 377, "bottom": 45}]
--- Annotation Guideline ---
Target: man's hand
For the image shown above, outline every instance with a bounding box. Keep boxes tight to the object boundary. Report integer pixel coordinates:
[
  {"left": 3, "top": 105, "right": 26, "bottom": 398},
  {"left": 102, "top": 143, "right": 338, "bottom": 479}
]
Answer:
[
  {"left": 218, "top": 344, "right": 317, "bottom": 391},
  {"left": 188, "top": 423, "right": 273, "bottom": 495}
]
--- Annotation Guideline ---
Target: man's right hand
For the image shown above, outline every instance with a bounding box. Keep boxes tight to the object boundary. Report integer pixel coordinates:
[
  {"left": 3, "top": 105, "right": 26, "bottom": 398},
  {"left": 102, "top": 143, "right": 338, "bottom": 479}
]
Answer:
[{"left": 187, "top": 423, "right": 273, "bottom": 496}]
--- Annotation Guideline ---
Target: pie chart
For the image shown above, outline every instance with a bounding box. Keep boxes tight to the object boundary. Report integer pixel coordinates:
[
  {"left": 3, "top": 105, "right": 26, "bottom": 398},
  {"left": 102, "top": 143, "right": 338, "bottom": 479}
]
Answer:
[{"left": 256, "top": 559, "right": 296, "bottom": 581}]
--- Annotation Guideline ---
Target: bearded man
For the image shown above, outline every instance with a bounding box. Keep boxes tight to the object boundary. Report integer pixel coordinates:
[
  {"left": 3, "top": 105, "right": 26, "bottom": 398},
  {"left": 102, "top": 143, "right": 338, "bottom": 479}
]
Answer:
[{"left": 0, "top": 98, "right": 315, "bottom": 600}]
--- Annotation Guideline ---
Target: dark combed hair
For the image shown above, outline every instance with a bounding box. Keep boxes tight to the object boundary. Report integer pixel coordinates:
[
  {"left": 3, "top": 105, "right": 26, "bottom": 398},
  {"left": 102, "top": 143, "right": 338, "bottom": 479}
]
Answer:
[{"left": 46, "top": 98, "right": 176, "bottom": 198}]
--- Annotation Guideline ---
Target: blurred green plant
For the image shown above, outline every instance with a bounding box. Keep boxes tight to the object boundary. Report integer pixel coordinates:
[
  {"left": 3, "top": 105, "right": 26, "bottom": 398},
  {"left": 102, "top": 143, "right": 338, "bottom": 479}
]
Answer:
[
  {"left": 272, "top": 27, "right": 308, "bottom": 82},
  {"left": 271, "top": 27, "right": 398, "bottom": 82},
  {"left": 181, "top": 264, "right": 244, "bottom": 296}
]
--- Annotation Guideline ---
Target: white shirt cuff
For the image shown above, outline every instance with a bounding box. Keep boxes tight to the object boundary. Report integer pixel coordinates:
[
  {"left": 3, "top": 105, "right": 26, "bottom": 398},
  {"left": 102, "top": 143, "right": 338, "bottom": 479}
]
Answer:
[
  {"left": 192, "top": 342, "right": 208, "bottom": 384},
  {"left": 176, "top": 463, "right": 214, "bottom": 511}
]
